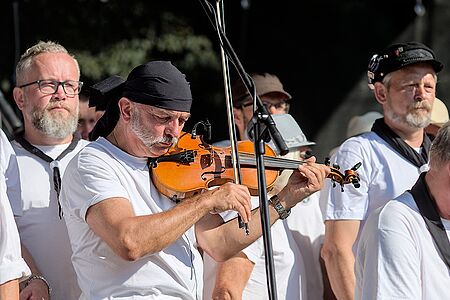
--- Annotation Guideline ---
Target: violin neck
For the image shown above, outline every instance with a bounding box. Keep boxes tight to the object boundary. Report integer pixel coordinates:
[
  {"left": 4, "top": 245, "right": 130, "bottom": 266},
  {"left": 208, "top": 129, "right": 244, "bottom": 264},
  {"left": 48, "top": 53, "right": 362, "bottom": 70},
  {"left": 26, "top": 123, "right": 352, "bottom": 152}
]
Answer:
[{"left": 238, "top": 153, "right": 302, "bottom": 170}]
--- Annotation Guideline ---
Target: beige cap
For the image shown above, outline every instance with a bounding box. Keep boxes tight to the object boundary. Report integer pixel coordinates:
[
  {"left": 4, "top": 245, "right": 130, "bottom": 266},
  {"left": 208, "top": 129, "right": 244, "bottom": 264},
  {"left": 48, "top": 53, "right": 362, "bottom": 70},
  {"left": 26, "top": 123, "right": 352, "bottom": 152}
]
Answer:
[
  {"left": 268, "top": 114, "right": 315, "bottom": 154},
  {"left": 430, "top": 97, "right": 449, "bottom": 127},
  {"left": 232, "top": 73, "right": 292, "bottom": 107},
  {"left": 346, "top": 111, "right": 383, "bottom": 138}
]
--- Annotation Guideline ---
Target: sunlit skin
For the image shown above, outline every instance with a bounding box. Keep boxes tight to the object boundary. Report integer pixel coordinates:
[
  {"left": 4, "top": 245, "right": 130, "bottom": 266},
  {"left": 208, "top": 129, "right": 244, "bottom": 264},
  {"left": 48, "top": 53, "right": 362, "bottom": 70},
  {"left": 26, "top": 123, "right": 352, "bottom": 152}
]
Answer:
[
  {"left": 13, "top": 53, "right": 80, "bottom": 145},
  {"left": 11, "top": 52, "right": 80, "bottom": 300},
  {"left": 322, "top": 62, "right": 438, "bottom": 300},
  {"left": 0, "top": 279, "right": 19, "bottom": 300},
  {"left": 374, "top": 63, "right": 436, "bottom": 146},
  {"left": 108, "top": 98, "right": 190, "bottom": 158}
]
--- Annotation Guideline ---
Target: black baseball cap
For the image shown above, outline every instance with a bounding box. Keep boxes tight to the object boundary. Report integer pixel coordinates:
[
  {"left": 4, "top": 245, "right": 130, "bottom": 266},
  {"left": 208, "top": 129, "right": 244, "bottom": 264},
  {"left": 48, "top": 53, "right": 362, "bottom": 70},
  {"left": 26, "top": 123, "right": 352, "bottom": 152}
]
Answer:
[{"left": 367, "top": 41, "right": 443, "bottom": 88}]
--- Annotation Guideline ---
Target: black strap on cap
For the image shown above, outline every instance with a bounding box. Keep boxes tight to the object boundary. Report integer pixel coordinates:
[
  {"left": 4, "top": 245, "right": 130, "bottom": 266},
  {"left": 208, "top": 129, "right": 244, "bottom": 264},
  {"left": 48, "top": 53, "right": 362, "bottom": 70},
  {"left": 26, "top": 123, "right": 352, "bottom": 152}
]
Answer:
[
  {"left": 409, "top": 172, "right": 450, "bottom": 268},
  {"left": 14, "top": 132, "right": 81, "bottom": 218}
]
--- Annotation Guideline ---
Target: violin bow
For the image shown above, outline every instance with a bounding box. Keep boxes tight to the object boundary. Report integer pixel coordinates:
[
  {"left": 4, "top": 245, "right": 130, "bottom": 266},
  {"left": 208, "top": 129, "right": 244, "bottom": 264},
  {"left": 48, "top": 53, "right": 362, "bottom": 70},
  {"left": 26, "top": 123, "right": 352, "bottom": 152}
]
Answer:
[{"left": 213, "top": 0, "right": 249, "bottom": 235}]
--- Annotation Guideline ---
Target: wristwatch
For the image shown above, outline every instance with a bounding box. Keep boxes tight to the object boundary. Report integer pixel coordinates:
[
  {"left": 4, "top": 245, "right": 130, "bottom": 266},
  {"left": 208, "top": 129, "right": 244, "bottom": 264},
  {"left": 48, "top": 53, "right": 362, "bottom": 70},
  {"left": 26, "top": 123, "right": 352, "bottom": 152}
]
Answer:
[
  {"left": 24, "top": 274, "right": 52, "bottom": 299},
  {"left": 269, "top": 194, "right": 291, "bottom": 220}
]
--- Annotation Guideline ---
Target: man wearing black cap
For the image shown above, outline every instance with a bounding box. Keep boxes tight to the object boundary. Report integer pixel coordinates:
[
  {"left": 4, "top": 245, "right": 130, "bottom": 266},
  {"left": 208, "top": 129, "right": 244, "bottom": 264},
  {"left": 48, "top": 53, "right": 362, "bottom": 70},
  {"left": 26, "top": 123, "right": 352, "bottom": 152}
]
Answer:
[
  {"left": 321, "top": 41, "right": 443, "bottom": 300},
  {"left": 60, "top": 61, "right": 329, "bottom": 299}
]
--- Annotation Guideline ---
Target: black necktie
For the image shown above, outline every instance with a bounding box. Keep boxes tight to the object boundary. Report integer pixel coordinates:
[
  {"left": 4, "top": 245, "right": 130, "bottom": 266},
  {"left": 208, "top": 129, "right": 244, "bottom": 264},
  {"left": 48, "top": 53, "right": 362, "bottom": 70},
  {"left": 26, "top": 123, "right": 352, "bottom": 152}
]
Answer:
[{"left": 14, "top": 132, "right": 81, "bottom": 218}]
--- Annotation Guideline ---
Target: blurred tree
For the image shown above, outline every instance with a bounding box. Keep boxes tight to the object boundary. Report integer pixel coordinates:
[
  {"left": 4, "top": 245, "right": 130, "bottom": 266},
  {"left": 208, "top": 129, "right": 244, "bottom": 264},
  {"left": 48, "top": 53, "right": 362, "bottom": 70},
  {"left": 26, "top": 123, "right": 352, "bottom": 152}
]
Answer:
[
  {"left": 0, "top": 0, "right": 225, "bottom": 134},
  {"left": 0, "top": 0, "right": 420, "bottom": 142}
]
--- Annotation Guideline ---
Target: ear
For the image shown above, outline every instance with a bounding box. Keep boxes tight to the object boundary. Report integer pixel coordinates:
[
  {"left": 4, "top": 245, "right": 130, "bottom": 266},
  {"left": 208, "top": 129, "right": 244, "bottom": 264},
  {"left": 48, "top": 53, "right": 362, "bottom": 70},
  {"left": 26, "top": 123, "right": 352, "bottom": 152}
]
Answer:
[
  {"left": 12, "top": 87, "right": 25, "bottom": 111},
  {"left": 233, "top": 107, "right": 244, "bottom": 126},
  {"left": 373, "top": 82, "right": 387, "bottom": 105},
  {"left": 233, "top": 107, "right": 246, "bottom": 139},
  {"left": 118, "top": 98, "right": 133, "bottom": 122}
]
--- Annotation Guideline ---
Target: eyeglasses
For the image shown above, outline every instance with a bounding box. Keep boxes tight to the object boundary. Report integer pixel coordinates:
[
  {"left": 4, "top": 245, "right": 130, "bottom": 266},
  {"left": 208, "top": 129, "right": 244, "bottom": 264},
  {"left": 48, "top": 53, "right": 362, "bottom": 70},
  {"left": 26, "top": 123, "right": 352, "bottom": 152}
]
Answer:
[
  {"left": 265, "top": 100, "right": 290, "bottom": 112},
  {"left": 240, "top": 99, "right": 290, "bottom": 113},
  {"left": 19, "top": 80, "right": 83, "bottom": 96}
]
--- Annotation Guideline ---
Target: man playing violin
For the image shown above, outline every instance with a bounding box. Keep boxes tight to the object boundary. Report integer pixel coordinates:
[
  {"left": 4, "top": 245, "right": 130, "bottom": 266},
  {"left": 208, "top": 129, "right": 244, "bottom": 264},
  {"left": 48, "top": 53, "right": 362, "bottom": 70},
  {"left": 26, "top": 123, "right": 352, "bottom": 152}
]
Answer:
[
  {"left": 59, "top": 61, "right": 330, "bottom": 299},
  {"left": 321, "top": 41, "right": 443, "bottom": 300}
]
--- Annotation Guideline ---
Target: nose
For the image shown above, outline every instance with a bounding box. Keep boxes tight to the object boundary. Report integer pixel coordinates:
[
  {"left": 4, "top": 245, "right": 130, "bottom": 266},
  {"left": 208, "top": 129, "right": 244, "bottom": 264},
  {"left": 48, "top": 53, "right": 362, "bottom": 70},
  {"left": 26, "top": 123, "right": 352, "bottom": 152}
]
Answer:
[
  {"left": 165, "top": 119, "right": 182, "bottom": 137},
  {"left": 52, "top": 82, "right": 67, "bottom": 100},
  {"left": 414, "top": 84, "right": 431, "bottom": 102}
]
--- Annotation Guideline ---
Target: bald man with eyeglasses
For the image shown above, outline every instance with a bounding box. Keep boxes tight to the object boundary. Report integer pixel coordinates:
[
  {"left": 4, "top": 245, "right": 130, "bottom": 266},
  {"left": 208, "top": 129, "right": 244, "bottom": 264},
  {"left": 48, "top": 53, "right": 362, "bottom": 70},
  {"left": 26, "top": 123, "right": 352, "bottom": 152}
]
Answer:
[{"left": 10, "top": 40, "right": 89, "bottom": 300}]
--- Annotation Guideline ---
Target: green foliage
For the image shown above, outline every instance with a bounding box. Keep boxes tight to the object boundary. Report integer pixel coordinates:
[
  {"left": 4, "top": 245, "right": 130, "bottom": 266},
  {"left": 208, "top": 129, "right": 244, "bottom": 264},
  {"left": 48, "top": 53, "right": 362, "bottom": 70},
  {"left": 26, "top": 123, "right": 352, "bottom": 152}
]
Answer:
[{"left": 73, "top": 12, "right": 220, "bottom": 82}]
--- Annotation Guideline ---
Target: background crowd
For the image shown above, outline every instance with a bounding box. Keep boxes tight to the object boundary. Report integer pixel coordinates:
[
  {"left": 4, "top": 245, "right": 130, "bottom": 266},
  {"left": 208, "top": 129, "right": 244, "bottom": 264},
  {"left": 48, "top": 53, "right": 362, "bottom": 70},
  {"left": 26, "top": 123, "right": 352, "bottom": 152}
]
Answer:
[{"left": 1, "top": 38, "right": 449, "bottom": 300}]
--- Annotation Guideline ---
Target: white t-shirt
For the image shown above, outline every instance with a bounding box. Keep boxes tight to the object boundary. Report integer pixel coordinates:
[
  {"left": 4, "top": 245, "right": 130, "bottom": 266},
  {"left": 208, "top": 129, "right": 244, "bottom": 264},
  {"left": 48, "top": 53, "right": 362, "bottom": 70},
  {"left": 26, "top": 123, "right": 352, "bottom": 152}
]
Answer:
[
  {"left": 355, "top": 192, "right": 450, "bottom": 300},
  {"left": 10, "top": 137, "right": 88, "bottom": 300},
  {"left": 202, "top": 146, "right": 325, "bottom": 300},
  {"left": 272, "top": 150, "right": 325, "bottom": 300},
  {"left": 60, "top": 137, "right": 203, "bottom": 300},
  {"left": 203, "top": 218, "right": 304, "bottom": 300},
  {"left": 286, "top": 192, "right": 325, "bottom": 300},
  {"left": 0, "top": 129, "right": 30, "bottom": 284},
  {"left": 243, "top": 219, "right": 304, "bottom": 300},
  {"left": 324, "top": 132, "right": 426, "bottom": 248}
]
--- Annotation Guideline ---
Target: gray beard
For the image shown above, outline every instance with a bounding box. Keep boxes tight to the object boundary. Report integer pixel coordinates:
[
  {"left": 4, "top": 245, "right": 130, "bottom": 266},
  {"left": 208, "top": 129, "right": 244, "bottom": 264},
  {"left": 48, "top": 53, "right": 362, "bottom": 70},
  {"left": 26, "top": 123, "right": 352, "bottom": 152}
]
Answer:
[
  {"left": 385, "top": 100, "right": 431, "bottom": 129},
  {"left": 31, "top": 107, "right": 78, "bottom": 139},
  {"left": 385, "top": 109, "right": 431, "bottom": 129},
  {"left": 130, "top": 111, "right": 177, "bottom": 148}
]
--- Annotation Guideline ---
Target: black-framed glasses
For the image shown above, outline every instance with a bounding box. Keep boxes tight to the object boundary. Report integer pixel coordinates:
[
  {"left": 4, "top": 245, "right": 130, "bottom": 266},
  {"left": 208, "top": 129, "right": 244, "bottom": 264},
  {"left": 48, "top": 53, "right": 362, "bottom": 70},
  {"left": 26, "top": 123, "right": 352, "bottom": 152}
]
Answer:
[
  {"left": 19, "top": 80, "right": 83, "bottom": 96},
  {"left": 240, "top": 99, "right": 290, "bottom": 113},
  {"left": 265, "top": 100, "right": 290, "bottom": 112}
]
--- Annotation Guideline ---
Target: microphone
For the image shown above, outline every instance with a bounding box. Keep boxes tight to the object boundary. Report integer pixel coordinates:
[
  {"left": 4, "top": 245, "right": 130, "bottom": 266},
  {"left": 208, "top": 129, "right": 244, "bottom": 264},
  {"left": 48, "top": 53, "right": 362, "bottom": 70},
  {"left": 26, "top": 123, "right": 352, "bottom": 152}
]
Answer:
[{"left": 246, "top": 113, "right": 289, "bottom": 156}]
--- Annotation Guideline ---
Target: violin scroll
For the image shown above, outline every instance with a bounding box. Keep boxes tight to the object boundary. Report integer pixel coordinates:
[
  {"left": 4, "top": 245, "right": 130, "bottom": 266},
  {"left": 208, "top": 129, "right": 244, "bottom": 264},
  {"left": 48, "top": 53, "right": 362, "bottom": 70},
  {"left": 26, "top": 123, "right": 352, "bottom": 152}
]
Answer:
[{"left": 325, "top": 158, "right": 361, "bottom": 191}]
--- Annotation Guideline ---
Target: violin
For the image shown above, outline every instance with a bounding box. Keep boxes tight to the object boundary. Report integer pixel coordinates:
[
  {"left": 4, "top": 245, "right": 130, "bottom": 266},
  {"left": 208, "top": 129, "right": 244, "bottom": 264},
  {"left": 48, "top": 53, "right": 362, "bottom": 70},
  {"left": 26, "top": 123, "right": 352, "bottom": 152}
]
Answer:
[{"left": 150, "top": 131, "right": 361, "bottom": 202}]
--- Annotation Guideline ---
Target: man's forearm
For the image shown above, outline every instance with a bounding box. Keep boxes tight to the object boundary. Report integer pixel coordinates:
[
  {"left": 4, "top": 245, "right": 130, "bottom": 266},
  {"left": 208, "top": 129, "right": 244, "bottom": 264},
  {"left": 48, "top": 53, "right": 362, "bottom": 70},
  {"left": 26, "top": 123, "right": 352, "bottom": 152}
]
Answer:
[
  {"left": 197, "top": 203, "right": 280, "bottom": 262},
  {"left": 212, "top": 252, "right": 254, "bottom": 300},
  {"left": 0, "top": 279, "right": 19, "bottom": 300},
  {"left": 324, "top": 252, "right": 355, "bottom": 300}
]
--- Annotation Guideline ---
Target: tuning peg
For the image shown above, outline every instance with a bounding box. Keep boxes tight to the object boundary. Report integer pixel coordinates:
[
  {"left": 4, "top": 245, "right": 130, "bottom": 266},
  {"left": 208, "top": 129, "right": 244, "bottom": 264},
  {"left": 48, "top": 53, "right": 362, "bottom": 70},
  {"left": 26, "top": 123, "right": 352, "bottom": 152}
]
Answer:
[
  {"left": 351, "top": 162, "right": 362, "bottom": 171},
  {"left": 351, "top": 178, "right": 360, "bottom": 188}
]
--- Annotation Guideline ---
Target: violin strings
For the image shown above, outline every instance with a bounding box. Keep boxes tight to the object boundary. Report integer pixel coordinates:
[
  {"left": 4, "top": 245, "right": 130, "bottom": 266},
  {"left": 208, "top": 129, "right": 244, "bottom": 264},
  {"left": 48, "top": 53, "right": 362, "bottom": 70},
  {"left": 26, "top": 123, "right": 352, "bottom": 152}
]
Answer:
[{"left": 237, "top": 153, "right": 302, "bottom": 170}]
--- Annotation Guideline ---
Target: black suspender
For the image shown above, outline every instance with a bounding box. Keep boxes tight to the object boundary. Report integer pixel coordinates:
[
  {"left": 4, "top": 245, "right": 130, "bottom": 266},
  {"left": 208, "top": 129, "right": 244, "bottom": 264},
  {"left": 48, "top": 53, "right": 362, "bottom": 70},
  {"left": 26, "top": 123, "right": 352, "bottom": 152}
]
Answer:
[{"left": 409, "top": 173, "right": 450, "bottom": 269}]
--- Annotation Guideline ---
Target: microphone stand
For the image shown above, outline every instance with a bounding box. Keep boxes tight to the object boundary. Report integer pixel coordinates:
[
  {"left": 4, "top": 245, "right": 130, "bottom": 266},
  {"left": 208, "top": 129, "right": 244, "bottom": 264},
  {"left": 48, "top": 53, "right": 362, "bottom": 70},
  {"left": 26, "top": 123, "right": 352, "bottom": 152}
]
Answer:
[{"left": 198, "top": 1, "right": 289, "bottom": 299}]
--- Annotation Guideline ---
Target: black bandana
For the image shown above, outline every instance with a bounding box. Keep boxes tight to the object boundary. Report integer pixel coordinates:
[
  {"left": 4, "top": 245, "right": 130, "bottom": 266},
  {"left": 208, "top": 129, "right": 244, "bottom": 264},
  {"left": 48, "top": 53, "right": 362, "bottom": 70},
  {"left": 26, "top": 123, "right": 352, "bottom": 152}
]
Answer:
[
  {"left": 371, "top": 118, "right": 431, "bottom": 168},
  {"left": 123, "top": 61, "right": 192, "bottom": 112},
  {"left": 90, "top": 61, "right": 192, "bottom": 140}
]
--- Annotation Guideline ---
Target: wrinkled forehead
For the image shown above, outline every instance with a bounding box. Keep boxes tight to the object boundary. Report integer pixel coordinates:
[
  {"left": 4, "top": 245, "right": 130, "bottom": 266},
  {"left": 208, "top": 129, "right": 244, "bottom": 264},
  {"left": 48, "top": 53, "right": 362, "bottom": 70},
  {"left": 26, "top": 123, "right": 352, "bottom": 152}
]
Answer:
[
  {"left": 28, "top": 53, "right": 79, "bottom": 81},
  {"left": 135, "top": 102, "right": 191, "bottom": 118}
]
